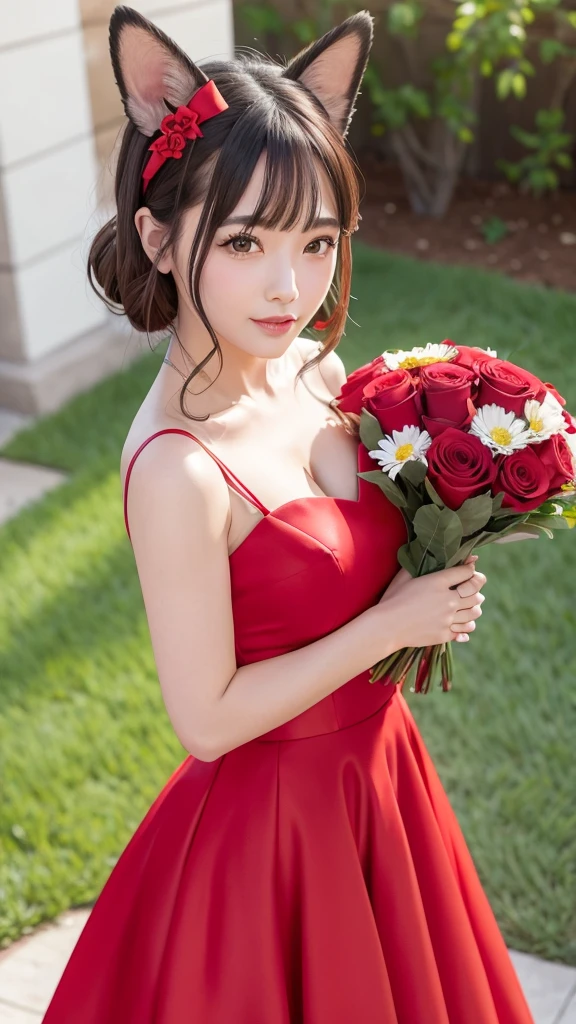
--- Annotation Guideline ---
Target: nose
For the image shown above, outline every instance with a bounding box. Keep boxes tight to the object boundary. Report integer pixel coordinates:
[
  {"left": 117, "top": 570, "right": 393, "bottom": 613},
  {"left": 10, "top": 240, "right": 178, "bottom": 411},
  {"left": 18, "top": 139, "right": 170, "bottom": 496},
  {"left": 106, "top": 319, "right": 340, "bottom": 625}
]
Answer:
[{"left": 264, "top": 256, "right": 299, "bottom": 305}]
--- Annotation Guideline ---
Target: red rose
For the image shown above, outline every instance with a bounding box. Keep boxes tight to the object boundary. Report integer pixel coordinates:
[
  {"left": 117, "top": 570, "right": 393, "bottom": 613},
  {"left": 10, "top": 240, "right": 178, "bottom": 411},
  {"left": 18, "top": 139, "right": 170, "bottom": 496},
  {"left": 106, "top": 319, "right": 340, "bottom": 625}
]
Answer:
[
  {"left": 161, "top": 106, "right": 202, "bottom": 139},
  {"left": 426, "top": 427, "right": 498, "bottom": 510},
  {"left": 336, "top": 355, "right": 387, "bottom": 414},
  {"left": 363, "top": 369, "right": 422, "bottom": 435},
  {"left": 420, "top": 363, "right": 476, "bottom": 438},
  {"left": 453, "top": 345, "right": 495, "bottom": 372},
  {"left": 493, "top": 447, "right": 553, "bottom": 512},
  {"left": 537, "top": 433, "right": 575, "bottom": 493},
  {"left": 562, "top": 409, "right": 576, "bottom": 434},
  {"left": 151, "top": 131, "right": 186, "bottom": 156},
  {"left": 477, "top": 359, "right": 546, "bottom": 417},
  {"left": 543, "top": 382, "right": 566, "bottom": 407}
]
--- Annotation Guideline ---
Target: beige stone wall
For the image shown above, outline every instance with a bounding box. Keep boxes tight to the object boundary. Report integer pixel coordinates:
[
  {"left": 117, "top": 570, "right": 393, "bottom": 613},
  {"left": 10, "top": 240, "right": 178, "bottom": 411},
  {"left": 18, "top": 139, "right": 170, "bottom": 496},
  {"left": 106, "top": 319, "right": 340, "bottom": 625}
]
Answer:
[
  {"left": 83, "top": 0, "right": 234, "bottom": 212},
  {"left": 0, "top": 1, "right": 234, "bottom": 416}
]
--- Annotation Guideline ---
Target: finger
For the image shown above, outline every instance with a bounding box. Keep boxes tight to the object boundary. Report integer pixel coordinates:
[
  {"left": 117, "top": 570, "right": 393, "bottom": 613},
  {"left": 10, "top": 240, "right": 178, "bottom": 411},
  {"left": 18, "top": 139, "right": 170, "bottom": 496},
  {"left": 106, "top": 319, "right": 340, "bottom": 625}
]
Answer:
[
  {"left": 445, "top": 563, "right": 478, "bottom": 589},
  {"left": 457, "top": 572, "right": 487, "bottom": 598},
  {"left": 452, "top": 605, "right": 483, "bottom": 624},
  {"left": 450, "top": 619, "right": 477, "bottom": 634},
  {"left": 457, "top": 591, "right": 486, "bottom": 612}
]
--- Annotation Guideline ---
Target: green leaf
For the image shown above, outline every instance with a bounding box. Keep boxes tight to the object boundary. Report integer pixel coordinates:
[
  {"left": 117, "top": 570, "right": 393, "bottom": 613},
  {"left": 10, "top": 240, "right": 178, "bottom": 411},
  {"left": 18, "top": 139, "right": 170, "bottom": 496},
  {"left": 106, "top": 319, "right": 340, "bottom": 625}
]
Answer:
[
  {"left": 492, "top": 491, "right": 506, "bottom": 511},
  {"left": 524, "top": 514, "right": 569, "bottom": 531},
  {"left": 413, "top": 505, "right": 463, "bottom": 563},
  {"left": 397, "top": 542, "right": 418, "bottom": 576},
  {"left": 359, "top": 408, "right": 386, "bottom": 452},
  {"left": 497, "top": 69, "right": 514, "bottom": 100},
  {"left": 398, "top": 460, "right": 428, "bottom": 487},
  {"left": 424, "top": 477, "right": 446, "bottom": 507},
  {"left": 512, "top": 74, "right": 527, "bottom": 100},
  {"left": 445, "top": 535, "right": 480, "bottom": 568},
  {"left": 498, "top": 523, "right": 551, "bottom": 540},
  {"left": 454, "top": 493, "right": 494, "bottom": 536},
  {"left": 358, "top": 469, "right": 408, "bottom": 509}
]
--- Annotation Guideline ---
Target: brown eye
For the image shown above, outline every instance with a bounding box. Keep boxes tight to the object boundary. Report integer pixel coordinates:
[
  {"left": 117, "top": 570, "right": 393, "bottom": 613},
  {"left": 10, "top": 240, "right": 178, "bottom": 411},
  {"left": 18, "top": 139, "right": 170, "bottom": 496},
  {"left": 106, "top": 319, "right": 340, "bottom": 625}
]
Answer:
[{"left": 231, "top": 236, "right": 253, "bottom": 254}]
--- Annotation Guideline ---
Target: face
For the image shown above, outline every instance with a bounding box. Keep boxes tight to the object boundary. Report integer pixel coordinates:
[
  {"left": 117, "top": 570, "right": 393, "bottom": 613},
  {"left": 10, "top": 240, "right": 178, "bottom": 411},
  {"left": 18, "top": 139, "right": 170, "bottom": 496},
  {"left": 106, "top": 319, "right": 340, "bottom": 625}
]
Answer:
[{"left": 139, "top": 151, "right": 341, "bottom": 362}]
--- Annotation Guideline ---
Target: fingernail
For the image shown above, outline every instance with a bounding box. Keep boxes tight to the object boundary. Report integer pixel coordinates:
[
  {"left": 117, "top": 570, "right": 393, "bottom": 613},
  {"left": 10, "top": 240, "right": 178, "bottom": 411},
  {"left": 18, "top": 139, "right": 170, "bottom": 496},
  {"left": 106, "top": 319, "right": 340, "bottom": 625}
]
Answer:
[{"left": 456, "top": 633, "right": 469, "bottom": 642}]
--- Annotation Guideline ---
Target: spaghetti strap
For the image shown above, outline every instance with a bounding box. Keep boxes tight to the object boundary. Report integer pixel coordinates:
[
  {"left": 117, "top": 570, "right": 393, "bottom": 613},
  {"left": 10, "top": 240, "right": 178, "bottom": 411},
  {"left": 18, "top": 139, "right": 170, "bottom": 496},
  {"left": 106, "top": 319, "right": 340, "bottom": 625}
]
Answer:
[{"left": 123, "top": 428, "right": 269, "bottom": 541}]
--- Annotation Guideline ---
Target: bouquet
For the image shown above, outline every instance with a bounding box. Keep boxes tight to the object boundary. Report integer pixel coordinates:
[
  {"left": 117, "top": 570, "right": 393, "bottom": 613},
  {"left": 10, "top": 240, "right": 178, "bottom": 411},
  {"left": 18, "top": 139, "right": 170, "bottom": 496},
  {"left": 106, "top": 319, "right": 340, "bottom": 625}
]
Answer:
[{"left": 335, "top": 341, "right": 576, "bottom": 694}]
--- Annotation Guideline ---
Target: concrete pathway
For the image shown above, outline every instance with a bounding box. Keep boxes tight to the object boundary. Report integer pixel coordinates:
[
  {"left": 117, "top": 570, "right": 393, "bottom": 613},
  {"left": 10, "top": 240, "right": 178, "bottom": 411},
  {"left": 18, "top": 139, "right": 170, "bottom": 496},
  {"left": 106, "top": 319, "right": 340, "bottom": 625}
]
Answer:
[
  {"left": 0, "top": 410, "right": 68, "bottom": 529},
  {"left": 0, "top": 907, "right": 575, "bottom": 1021}
]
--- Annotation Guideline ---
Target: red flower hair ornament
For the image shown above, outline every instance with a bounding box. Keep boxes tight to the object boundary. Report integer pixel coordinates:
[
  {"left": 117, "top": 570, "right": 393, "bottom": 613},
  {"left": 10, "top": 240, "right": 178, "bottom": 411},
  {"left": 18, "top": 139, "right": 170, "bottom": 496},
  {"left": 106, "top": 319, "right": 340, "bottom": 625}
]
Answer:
[{"left": 142, "top": 79, "right": 229, "bottom": 193}]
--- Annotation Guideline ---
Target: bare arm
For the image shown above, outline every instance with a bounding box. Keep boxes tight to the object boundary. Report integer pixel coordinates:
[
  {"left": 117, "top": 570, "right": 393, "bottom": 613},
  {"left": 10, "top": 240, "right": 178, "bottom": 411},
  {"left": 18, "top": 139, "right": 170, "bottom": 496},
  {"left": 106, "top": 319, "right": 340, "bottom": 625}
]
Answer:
[{"left": 123, "top": 431, "right": 391, "bottom": 762}]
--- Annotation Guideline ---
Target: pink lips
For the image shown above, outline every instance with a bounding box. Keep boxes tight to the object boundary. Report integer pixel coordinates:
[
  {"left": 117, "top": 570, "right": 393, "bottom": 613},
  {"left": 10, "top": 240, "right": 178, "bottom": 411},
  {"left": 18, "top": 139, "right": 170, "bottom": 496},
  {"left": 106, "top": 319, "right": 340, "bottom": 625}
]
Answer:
[
  {"left": 252, "top": 316, "right": 296, "bottom": 324},
  {"left": 251, "top": 316, "right": 297, "bottom": 335}
]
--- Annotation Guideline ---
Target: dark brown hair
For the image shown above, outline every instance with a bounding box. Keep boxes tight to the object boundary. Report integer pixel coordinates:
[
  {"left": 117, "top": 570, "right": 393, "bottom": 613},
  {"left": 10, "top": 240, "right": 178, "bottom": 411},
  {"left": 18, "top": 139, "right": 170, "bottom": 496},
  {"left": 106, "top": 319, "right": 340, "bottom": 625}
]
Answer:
[{"left": 88, "top": 49, "right": 363, "bottom": 430}]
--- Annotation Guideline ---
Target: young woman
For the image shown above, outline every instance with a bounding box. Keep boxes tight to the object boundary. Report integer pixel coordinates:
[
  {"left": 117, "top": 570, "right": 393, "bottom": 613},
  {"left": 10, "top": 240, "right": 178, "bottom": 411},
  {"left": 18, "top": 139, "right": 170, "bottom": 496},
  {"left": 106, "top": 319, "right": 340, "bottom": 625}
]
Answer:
[{"left": 42, "top": 6, "right": 534, "bottom": 1021}]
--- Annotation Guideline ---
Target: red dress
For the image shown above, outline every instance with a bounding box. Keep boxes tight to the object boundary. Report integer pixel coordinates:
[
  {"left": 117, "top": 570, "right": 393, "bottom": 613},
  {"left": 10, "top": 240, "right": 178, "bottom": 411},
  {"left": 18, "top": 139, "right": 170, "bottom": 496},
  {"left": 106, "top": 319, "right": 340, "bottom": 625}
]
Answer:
[{"left": 42, "top": 428, "right": 534, "bottom": 1023}]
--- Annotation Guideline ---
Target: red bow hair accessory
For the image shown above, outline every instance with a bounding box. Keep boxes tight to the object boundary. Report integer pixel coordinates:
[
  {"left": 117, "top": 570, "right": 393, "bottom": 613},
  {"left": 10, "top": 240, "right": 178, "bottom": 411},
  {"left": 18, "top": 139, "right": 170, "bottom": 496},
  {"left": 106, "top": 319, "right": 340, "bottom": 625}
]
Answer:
[{"left": 142, "top": 79, "right": 229, "bottom": 193}]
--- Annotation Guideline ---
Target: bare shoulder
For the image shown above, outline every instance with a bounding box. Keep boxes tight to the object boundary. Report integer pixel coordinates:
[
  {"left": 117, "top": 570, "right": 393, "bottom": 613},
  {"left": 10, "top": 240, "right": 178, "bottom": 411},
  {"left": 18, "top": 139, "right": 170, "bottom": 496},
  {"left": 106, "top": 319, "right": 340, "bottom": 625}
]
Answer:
[
  {"left": 121, "top": 420, "right": 231, "bottom": 547},
  {"left": 294, "top": 337, "right": 348, "bottom": 400},
  {"left": 120, "top": 422, "right": 235, "bottom": 761}
]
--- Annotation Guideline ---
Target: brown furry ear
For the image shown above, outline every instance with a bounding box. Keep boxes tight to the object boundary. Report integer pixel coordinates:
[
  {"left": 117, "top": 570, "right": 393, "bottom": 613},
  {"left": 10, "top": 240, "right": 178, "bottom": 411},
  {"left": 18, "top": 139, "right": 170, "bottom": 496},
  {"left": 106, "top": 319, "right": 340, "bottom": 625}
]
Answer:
[
  {"left": 282, "top": 11, "right": 374, "bottom": 138},
  {"left": 109, "top": 5, "right": 208, "bottom": 137}
]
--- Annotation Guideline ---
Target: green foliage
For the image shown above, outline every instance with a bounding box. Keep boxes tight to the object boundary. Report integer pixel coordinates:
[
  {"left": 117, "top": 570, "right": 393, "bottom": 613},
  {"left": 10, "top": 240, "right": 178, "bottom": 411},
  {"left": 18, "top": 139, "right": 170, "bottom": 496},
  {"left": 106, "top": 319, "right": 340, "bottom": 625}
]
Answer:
[
  {"left": 236, "top": 0, "right": 576, "bottom": 216},
  {"left": 236, "top": 2, "right": 283, "bottom": 36},
  {"left": 497, "top": 108, "right": 574, "bottom": 194},
  {"left": 388, "top": 1, "right": 425, "bottom": 37},
  {"left": 481, "top": 215, "right": 510, "bottom": 244}
]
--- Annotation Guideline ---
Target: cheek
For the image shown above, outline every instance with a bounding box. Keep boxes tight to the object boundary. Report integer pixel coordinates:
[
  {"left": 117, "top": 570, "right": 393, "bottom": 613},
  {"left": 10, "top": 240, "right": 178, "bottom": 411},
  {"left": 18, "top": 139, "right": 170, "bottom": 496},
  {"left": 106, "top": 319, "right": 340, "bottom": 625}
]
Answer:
[{"left": 198, "top": 253, "right": 249, "bottom": 316}]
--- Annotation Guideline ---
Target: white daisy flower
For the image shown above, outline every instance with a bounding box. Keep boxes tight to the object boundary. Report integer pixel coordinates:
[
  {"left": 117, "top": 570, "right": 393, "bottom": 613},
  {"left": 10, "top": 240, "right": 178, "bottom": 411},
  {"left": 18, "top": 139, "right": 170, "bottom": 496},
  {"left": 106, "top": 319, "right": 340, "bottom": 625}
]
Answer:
[
  {"left": 368, "top": 425, "right": 432, "bottom": 481},
  {"left": 382, "top": 342, "right": 458, "bottom": 371},
  {"left": 470, "top": 403, "right": 532, "bottom": 454},
  {"left": 524, "top": 392, "right": 565, "bottom": 443}
]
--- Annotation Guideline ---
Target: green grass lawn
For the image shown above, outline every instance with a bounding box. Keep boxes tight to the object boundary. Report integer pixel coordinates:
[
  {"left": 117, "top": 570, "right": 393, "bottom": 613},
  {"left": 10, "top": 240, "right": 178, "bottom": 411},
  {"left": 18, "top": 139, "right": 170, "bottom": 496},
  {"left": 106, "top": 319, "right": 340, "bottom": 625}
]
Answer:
[{"left": 1, "top": 240, "right": 575, "bottom": 962}]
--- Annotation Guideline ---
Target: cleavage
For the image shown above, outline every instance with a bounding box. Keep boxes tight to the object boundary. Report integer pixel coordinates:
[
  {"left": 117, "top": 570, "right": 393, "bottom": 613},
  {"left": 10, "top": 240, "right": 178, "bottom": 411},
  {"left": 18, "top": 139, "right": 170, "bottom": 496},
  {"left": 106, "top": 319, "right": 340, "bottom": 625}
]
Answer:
[{"left": 225, "top": 418, "right": 359, "bottom": 557}]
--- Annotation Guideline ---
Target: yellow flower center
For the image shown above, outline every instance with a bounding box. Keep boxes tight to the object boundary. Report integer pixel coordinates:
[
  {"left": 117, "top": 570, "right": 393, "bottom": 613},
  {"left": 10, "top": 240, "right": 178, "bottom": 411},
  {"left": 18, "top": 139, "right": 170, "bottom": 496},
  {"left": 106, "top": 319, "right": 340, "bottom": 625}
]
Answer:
[
  {"left": 529, "top": 416, "right": 544, "bottom": 432},
  {"left": 395, "top": 443, "right": 414, "bottom": 462},
  {"left": 398, "top": 355, "right": 451, "bottom": 369},
  {"left": 490, "top": 426, "right": 512, "bottom": 446}
]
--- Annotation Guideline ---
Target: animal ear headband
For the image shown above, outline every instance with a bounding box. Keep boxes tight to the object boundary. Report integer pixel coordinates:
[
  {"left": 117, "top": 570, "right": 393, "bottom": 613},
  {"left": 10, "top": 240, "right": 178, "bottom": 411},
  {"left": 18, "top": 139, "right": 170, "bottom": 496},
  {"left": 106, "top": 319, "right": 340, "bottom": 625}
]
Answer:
[{"left": 108, "top": 4, "right": 374, "bottom": 194}]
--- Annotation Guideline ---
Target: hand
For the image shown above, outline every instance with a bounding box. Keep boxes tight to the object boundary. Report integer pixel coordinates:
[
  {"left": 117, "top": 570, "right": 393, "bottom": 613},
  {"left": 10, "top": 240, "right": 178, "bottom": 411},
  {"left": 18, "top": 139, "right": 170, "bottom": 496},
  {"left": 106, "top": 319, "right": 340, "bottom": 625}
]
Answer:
[{"left": 378, "top": 555, "right": 487, "bottom": 650}]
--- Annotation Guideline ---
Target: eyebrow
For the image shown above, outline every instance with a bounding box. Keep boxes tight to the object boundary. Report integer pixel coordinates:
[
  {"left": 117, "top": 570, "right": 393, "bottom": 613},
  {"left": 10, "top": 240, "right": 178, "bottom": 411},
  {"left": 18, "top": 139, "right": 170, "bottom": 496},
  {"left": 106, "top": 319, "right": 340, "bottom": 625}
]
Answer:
[{"left": 220, "top": 215, "right": 340, "bottom": 230}]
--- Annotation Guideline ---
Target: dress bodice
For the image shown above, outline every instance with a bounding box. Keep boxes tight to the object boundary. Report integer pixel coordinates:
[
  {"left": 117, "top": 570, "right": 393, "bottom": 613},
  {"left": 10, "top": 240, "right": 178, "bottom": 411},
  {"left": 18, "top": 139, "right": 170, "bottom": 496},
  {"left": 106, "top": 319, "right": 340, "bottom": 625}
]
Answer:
[{"left": 123, "top": 428, "right": 408, "bottom": 741}]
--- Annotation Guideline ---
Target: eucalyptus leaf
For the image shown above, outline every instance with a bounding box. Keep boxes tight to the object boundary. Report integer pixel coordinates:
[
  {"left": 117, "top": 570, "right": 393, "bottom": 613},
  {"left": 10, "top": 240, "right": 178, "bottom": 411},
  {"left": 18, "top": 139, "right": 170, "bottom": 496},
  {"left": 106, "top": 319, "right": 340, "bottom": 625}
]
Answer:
[
  {"left": 358, "top": 408, "right": 387, "bottom": 452},
  {"left": 403, "top": 479, "right": 426, "bottom": 520},
  {"left": 445, "top": 535, "right": 479, "bottom": 568},
  {"left": 397, "top": 543, "right": 418, "bottom": 576},
  {"left": 498, "top": 523, "right": 551, "bottom": 540},
  {"left": 413, "top": 505, "right": 463, "bottom": 563},
  {"left": 424, "top": 477, "right": 445, "bottom": 508},
  {"left": 418, "top": 551, "right": 441, "bottom": 577},
  {"left": 450, "top": 528, "right": 497, "bottom": 552},
  {"left": 524, "top": 514, "right": 569, "bottom": 530},
  {"left": 399, "top": 460, "right": 428, "bottom": 487},
  {"left": 491, "top": 506, "right": 526, "bottom": 520},
  {"left": 455, "top": 493, "right": 494, "bottom": 536},
  {"left": 492, "top": 491, "right": 505, "bottom": 511},
  {"left": 357, "top": 469, "right": 408, "bottom": 508}
]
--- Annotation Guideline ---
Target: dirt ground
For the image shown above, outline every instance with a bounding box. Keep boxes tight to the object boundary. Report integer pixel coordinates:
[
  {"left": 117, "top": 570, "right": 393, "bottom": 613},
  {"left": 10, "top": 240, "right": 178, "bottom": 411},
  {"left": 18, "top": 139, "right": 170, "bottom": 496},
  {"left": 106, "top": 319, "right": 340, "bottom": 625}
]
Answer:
[{"left": 355, "top": 150, "right": 576, "bottom": 293}]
